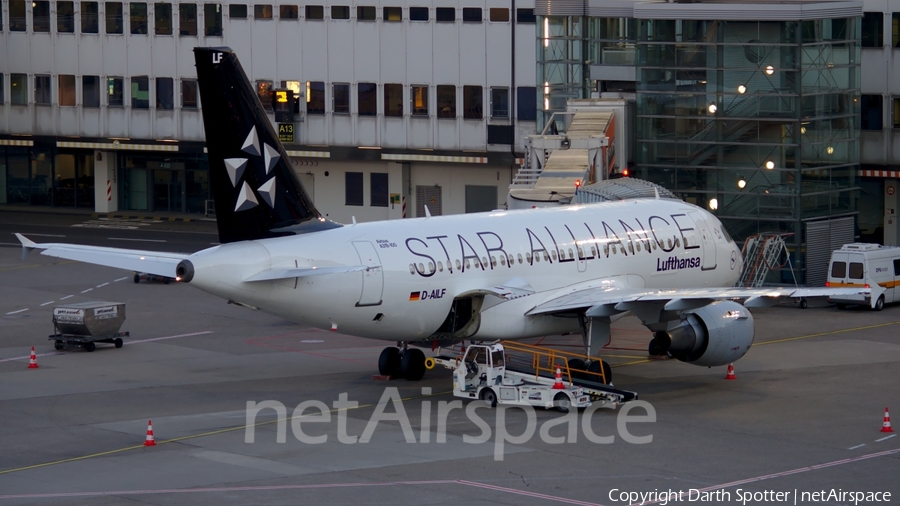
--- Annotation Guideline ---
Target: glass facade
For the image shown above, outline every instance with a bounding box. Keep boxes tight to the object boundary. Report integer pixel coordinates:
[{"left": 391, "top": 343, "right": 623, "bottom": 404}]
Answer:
[
  {"left": 538, "top": 12, "right": 862, "bottom": 282},
  {"left": 0, "top": 147, "right": 95, "bottom": 207},
  {"left": 118, "top": 153, "right": 209, "bottom": 213}
]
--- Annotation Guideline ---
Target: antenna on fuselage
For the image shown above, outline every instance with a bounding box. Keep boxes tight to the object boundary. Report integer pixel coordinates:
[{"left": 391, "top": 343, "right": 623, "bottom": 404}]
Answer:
[
  {"left": 654, "top": 187, "right": 660, "bottom": 199},
  {"left": 424, "top": 206, "right": 432, "bottom": 218}
]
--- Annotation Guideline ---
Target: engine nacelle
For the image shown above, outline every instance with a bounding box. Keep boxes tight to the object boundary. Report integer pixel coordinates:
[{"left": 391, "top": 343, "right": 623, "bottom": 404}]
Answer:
[{"left": 653, "top": 300, "right": 754, "bottom": 367}]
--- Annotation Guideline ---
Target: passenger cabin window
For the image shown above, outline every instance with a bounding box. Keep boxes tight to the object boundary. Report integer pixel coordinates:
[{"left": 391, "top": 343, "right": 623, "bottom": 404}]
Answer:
[{"left": 848, "top": 262, "right": 864, "bottom": 279}]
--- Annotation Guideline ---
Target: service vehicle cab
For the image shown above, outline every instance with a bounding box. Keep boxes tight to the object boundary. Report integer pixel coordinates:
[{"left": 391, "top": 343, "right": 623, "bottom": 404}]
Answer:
[{"left": 827, "top": 243, "right": 899, "bottom": 310}]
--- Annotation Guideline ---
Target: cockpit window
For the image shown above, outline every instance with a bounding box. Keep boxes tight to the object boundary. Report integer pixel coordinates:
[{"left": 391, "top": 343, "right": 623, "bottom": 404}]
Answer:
[{"left": 720, "top": 224, "right": 734, "bottom": 244}]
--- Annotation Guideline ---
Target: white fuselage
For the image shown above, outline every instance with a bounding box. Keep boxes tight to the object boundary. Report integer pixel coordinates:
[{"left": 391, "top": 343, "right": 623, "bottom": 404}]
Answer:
[{"left": 184, "top": 199, "right": 743, "bottom": 342}]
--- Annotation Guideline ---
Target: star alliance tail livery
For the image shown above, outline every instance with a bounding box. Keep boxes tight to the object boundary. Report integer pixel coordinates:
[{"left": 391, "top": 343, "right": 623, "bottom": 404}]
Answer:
[{"left": 17, "top": 47, "right": 870, "bottom": 381}]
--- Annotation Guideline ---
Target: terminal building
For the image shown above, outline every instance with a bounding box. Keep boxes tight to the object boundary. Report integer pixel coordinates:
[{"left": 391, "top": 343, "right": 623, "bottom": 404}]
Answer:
[{"left": 1, "top": 0, "right": 900, "bottom": 282}]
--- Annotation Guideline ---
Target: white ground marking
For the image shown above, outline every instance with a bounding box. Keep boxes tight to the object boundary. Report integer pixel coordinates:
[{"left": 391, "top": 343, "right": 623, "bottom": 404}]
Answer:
[
  {"left": 4, "top": 308, "right": 29, "bottom": 315},
  {"left": 96, "top": 282, "right": 109, "bottom": 288},
  {"left": 59, "top": 295, "right": 73, "bottom": 300},
  {"left": 107, "top": 237, "right": 167, "bottom": 243},
  {"left": 39, "top": 301, "right": 55, "bottom": 307},
  {"left": 875, "top": 434, "right": 896, "bottom": 442},
  {"left": 80, "top": 288, "right": 93, "bottom": 293}
]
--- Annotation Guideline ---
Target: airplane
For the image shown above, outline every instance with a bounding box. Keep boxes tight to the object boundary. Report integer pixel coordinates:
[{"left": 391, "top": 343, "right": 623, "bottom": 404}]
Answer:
[{"left": 16, "top": 47, "right": 870, "bottom": 382}]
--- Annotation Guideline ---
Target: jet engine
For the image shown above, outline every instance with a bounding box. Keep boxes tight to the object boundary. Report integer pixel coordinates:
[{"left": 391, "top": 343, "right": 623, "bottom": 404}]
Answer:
[{"left": 651, "top": 300, "right": 754, "bottom": 367}]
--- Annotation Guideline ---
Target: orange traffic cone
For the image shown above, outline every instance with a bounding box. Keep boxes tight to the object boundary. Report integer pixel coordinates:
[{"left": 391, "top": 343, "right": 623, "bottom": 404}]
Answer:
[
  {"left": 724, "top": 363, "right": 736, "bottom": 380},
  {"left": 882, "top": 408, "right": 894, "bottom": 433},
  {"left": 27, "top": 347, "right": 39, "bottom": 369},
  {"left": 552, "top": 366, "right": 565, "bottom": 389},
  {"left": 144, "top": 420, "right": 157, "bottom": 446}
]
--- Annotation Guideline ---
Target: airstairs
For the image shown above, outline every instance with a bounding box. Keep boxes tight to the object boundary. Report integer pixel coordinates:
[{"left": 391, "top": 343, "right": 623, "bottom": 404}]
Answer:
[{"left": 737, "top": 233, "right": 798, "bottom": 288}]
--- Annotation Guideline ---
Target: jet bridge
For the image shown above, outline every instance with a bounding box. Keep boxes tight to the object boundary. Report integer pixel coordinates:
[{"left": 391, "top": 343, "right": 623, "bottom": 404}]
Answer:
[{"left": 509, "top": 110, "right": 611, "bottom": 209}]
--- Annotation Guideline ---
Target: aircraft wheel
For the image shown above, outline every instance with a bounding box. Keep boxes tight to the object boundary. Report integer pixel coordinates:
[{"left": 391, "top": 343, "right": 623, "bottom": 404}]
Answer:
[
  {"left": 587, "top": 360, "right": 612, "bottom": 384},
  {"left": 378, "top": 347, "right": 401, "bottom": 377},
  {"left": 567, "top": 358, "right": 586, "bottom": 380},
  {"left": 799, "top": 298, "right": 808, "bottom": 309},
  {"left": 114, "top": 338, "right": 124, "bottom": 348},
  {"left": 554, "top": 392, "right": 571, "bottom": 413},
  {"left": 648, "top": 338, "right": 664, "bottom": 357},
  {"left": 479, "top": 388, "right": 498, "bottom": 408},
  {"left": 133, "top": 273, "right": 140, "bottom": 283},
  {"left": 401, "top": 348, "right": 426, "bottom": 381},
  {"left": 873, "top": 295, "right": 885, "bottom": 311}
]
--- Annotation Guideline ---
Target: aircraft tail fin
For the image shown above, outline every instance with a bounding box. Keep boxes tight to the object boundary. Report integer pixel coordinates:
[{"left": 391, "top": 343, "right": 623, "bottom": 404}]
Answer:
[{"left": 193, "top": 47, "right": 337, "bottom": 244}]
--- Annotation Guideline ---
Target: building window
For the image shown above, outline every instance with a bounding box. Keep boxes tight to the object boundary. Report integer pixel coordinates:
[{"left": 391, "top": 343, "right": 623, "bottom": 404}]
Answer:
[
  {"left": 81, "top": 2, "right": 99, "bottom": 32},
  {"left": 371, "top": 173, "right": 388, "bottom": 207},
  {"left": 305, "top": 5, "right": 323, "bottom": 19},
  {"left": 282, "top": 80, "right": 301, "bottom": 113},
  {"left": 463, "top": 85, "right": 482, "bottom": 119},
  {"left": 306, "top": 81, "right": 324, "bottom": 114},
  {"left": 435, "top": 7, "right": 454, "bottom": 22},
  {"left": 58, "top": 1, "right": 75, "bottom": 32},
  {"left": 9, "top": 0, "right": 26, "bottom": 31},
  {"left": 254, "top": 4, "right": 272, "bottom": 19},
  {"left": 83, "top": 75, "right": 101, "bottom": 107},
  {"left": 517, "top": 86, "right": 536, "bottom": 121},
  {"left": 182, "top": 79, "right": 198, "bottom": 108},
  {"left": 11, "top": 74, "right": 28, "bottom": 105},
  {"left": 156, "top": 77, "right": 173, "bottom": 109},
  {"left": 488, "top": 7, "right": 508, "bottom": 22},
  {"left": 346, "top": 172, "right": 363, "bottom": 206},
  {"left": 383, "top": 6, "right": 401, "bottom": 21},
  {"left": 462, "top": 7, "right": 481, "bottom": 23},
  {"left": 893, "top": 98, "right": 900, "bottom": 128},
  {"left": 35, "top": 75, "right": 52, "bottom": 105},
  {"left": 130, "top": 2, "right": 147, "bottom": 34},
  {"left": 333, "top": 83, "right": 350, "bottom": 113},
  {"left": 229, "top": 4, "right": 246, "bottom": 18},
  {"left": 105, "top": 2, "right": 123, "bottom": 33},
  {"left": 179, "top": 3, "right": 197, "bottom": 34},
  {"left": 358, "top": 83, "right": 377, "bottom": 116},
  {"left": 0, "top": 75, "right": 4, "bottom": 105},
  {"left": 59, "top": 75, "right": 76, "bottom": 106},
  {"left": 862, "top": 12, "right": 883, "bottom": 48},
  {"left": 490, "top": 87, "right": 508, "bottom": 119},
  {"left": 33, "top": 1, "right": 50, "bottom": 32},
  {"left": 515, "top": 8, "right": 535, "bottom": 23},
  {"left": 107, "top": 76, "right": 124, "bottom": 106},
  {"left": 409, "top": 7, "right": 427, "bottom": 21},
  {"left": 861, "top": 94, "right": 883, "bottom": 130},
  {"left": 132, "top": 76, "right": 149, "bottom": 108},
  {"left": 155, "top": 2, "right": 172, "bottom": 34},
  {"left": 384, "top": 83, "right": 402, "bottom": 117},
  {"left": 357, "top": 6, "right": 375, "bottom": 20},
  {"left": 437, "top": 85, "right": 455, "bottom": 118},
  {"left": 205, "top": 3, "right": 222, "bottom": 35},
  {"left": 893, "top": 13, "right": 900, "bottom": 47},
  {"left": 256, "top": 79, "right": 273, "bottom": 110},
  {"left": 279, "top": 5, "right": 298, "bottom": 19},
  {"left": 411, "top": 85, "right": 428, "bottom": 116},
  {"left": 331, "top": 5, "right": 349, "bottom": 19}
]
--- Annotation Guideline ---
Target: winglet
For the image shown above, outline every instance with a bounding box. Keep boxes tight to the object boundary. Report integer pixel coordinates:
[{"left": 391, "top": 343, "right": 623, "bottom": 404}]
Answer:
[{"left": 15, "top": 233, "right": 37, "bottom": 262}]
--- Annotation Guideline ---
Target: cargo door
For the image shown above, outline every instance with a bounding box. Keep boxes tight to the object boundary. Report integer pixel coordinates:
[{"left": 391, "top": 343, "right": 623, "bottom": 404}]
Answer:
[{"left": 352, "top": 241, "right": 383, "bottom": 307}]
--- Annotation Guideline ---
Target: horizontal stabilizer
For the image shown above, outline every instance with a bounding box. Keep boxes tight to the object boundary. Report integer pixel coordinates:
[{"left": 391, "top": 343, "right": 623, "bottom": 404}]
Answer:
[
  {"left": 245, "top": 265, "right": 369, "bottom": 282},
  {"left": 16, "top": 234, "right": 187, "bottom": 279}
]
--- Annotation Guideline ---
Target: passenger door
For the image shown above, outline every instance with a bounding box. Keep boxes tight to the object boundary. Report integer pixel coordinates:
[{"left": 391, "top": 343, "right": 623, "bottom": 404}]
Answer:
[{"left": 352, "top": 241, "right": 383, "bottom": 307}]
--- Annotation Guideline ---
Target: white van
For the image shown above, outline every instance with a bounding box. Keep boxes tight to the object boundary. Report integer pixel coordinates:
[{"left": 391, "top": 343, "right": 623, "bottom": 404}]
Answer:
[{"left": 827, "top": 243, "right": 899, "bottom": 310}]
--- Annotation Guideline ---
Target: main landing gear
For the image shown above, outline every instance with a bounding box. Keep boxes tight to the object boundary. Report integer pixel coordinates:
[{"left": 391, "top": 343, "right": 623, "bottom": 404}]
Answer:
[{"left": 378, "top": 344, "right": 426, "bottom": 381}]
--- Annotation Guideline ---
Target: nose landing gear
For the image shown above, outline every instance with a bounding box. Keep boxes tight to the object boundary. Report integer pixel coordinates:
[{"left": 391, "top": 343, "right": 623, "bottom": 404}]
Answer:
[{"left": 377, "top": 345, "right": 426, "bottom": 381}]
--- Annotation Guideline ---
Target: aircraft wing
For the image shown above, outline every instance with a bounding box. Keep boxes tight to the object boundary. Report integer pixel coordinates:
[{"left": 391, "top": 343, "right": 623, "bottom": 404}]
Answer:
[
  {"left": 16, "top": 233, "right": 187, "bottom": 279},
  {"left": 526, "top": 285, "right": 873, "bottom": 318}
]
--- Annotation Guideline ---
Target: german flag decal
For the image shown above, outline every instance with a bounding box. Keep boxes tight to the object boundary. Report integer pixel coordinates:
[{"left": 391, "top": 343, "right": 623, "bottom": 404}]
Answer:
[{"left": 409, "top": 291, "right": 421, "bottom": 301}]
